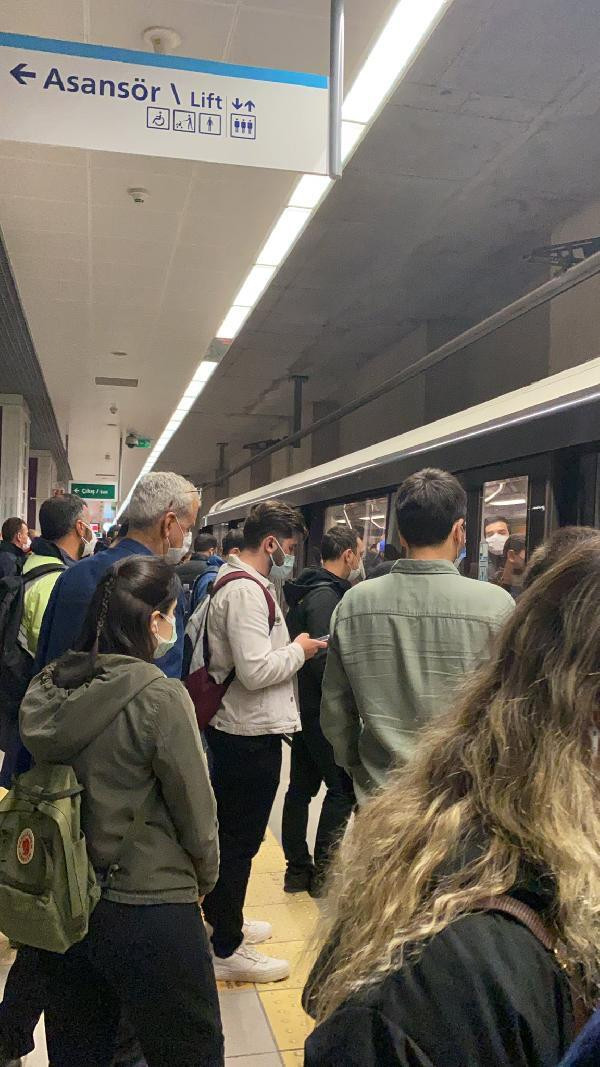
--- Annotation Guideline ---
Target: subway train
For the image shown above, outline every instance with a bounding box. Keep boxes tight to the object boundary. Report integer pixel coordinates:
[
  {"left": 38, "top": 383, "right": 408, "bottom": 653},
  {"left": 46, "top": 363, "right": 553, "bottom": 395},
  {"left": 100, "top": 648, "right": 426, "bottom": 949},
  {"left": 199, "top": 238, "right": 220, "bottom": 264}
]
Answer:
[{"left": 203, "top": 356, "right": 600, "bottom": 578}]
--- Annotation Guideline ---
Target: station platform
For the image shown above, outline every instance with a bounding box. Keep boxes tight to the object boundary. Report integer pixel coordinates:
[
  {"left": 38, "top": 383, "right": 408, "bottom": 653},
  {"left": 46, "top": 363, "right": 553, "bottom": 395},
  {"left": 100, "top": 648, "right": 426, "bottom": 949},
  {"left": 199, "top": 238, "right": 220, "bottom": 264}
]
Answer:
[{"left": 0, "top": 765, "right": 321, "bottom": 1065}]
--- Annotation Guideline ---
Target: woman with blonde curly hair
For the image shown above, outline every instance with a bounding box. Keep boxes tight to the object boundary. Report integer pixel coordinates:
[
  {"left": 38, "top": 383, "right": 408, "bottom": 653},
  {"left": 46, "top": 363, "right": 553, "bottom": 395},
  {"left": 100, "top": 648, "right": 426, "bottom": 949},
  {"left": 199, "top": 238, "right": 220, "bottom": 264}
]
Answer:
[{"left": 304, "top": 537, "right": 600, "bottom": 1066}]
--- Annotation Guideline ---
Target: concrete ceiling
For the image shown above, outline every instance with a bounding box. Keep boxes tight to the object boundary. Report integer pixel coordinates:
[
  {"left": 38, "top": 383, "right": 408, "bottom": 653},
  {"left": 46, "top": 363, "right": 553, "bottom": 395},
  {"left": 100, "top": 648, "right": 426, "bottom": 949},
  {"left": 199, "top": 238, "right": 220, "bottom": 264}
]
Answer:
[
  {"left": 160, "top": 0, "right": 600, "bottom": 484},
  {"left": 0, "top": 0, "right": 396, "bottom": 495}
]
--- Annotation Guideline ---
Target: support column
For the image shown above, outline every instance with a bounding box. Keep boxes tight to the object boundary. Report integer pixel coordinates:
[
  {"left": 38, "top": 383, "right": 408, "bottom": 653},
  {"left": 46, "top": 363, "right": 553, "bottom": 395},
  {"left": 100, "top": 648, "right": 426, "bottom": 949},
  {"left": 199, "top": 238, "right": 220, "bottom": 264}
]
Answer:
[
  {"left": 0, "top": 394, "right": 30, "bottom": 523},
  {"left": 29, "top": 449, "right": 58, "bottom": 529}
]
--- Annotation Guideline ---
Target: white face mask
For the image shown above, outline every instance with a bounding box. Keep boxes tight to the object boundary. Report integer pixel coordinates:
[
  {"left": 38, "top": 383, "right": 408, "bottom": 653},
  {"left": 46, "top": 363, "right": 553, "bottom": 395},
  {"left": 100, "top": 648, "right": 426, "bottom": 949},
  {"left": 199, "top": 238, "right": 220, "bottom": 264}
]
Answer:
[
  {"left": 80, "top": 523, "right": 95, "bottom": 558},
  {"left": 152, "top": 612, "right": 177, "bottom": 660},
  {"left": 165, "top": 518, "right": 192, "bottom": 565},
  {"left": 23, "top": 537, "right": 31, "bottom": 552},
  {"left": 348, "top": 555, "right": 364, "bottom": 583},
  {"left": 486, "top": 532, "right": 508, "bottom": 555},
  {"left": 270, "top": 538, "right": 295, "bottom": 581}
]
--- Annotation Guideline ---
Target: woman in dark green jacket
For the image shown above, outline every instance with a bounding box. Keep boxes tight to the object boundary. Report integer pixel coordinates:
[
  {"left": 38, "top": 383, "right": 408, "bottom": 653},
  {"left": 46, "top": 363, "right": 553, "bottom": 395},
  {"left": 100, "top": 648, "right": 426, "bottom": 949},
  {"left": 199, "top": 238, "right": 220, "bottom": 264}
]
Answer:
[{"left": 19, "top": 555, "right": 223, "bottom": 1067}]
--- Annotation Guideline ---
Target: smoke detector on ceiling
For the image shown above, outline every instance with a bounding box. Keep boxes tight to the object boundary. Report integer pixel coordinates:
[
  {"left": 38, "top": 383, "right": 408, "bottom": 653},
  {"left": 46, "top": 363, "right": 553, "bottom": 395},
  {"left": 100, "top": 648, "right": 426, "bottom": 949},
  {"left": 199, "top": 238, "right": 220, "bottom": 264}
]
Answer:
[
  {"left": 142, "top": 27, "right": 181, "bottom": 54},
  {"left": 128, "top": 187, "right": 149, "bottom": 206}
]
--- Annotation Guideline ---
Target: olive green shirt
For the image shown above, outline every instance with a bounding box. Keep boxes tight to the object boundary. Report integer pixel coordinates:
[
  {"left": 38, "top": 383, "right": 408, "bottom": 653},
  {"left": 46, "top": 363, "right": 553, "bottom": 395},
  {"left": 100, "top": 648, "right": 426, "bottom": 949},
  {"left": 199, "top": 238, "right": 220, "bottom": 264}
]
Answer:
[{"left": 321, "top": 560, "right": 514, "bottom": 803}]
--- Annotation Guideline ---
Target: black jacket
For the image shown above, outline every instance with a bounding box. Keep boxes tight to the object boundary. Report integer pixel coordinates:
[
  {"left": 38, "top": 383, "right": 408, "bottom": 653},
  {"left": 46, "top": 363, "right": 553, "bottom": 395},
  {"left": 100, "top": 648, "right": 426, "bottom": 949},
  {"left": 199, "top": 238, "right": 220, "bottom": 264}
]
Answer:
[
  {"left": 177, "top": 553, "right": 211, "bottom": 590},
  {"left": 284, "top": 567, "right": 351, "bottom": 721},
  {"left": 0, "top": 540, "right": 25, "bottom": 580},
  {"left": 305, "top": 878, "right": 574, "bottom": 1067}
]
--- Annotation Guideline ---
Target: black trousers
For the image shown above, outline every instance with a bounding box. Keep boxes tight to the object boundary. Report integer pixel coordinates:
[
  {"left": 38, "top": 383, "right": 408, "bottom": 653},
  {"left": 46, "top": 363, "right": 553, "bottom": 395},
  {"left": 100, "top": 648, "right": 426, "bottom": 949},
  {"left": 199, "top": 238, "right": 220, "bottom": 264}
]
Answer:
[
  {"left": 282, "top": 717, "right": 355, "bottom": 878},
  {"left": 203, "top": 727, "right": 282, "bottom": 958},
  {"left": 29, "top": 900, "right": 223, "bottom": 1067}
]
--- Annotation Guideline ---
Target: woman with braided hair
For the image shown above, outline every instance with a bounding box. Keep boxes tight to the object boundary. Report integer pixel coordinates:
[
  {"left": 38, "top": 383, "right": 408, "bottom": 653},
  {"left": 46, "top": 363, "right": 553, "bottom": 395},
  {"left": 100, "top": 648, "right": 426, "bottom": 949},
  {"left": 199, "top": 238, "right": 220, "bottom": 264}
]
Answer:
[{"left": 18, "top": 555, "right": 223, "bottom": 1066}]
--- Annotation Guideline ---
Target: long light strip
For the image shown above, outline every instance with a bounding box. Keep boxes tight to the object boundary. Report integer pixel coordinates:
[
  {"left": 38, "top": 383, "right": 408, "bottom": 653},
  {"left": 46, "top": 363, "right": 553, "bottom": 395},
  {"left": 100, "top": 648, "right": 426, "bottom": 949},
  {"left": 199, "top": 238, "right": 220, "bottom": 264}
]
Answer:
[{"left": 118, "top": 0, "right": 451, "bottom": 516}]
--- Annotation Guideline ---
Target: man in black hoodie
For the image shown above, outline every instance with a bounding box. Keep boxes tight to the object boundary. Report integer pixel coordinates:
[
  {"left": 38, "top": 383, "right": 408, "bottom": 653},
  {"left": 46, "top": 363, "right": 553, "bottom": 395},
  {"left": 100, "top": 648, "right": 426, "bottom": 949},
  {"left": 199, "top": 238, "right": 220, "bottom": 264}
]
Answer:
[
  {"left": 282, "top": 527, "right": 360, "bottom": 895},
  {"left": 0, "top": 517, "right": 29, "bottom": 579}
]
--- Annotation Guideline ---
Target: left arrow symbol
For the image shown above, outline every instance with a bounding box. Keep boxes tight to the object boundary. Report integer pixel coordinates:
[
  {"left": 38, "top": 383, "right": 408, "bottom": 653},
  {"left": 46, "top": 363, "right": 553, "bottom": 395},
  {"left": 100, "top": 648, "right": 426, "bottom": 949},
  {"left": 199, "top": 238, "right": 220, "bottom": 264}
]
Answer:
[{"left": 10, "top": 63, "right": 36, "bottom": 86}]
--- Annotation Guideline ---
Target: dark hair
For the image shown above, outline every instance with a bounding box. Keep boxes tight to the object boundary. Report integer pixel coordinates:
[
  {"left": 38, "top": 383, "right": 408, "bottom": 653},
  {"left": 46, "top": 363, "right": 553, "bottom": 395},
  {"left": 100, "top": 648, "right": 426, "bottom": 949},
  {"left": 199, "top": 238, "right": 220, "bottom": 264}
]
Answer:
[
  {"left": 484, "top": 515, "right": 510, "bottom": 533},
  {"left": 107, "top": 525, "right": 120, "bottom": 541},
  {"left": 223, "top": 528, "right": 245, "bottom": 555},
  {"left": 1, "top": 516, "right": 25, "bottom": 542},
  {"left": 194, "top": 532, "right": 218, "bottom": 553},
  {"left": 118, "top": 520, "right": 129, "bottom": 539},
  {"left": 523, "top": 526, "right": 600, "bottom": 590},
  {"left": 39, "top": 494, "right": 85, "bottom": 541},
  {"left": 383, "top": 543, "right": 402, "bottom": 561},
  {"left": 243, "top": 499, "right": 307, "bottom": 550},
  {"left": 395, "top": 468, "right": 466, "bottom": 548},
  {"left": 53, "top": 555, "right": 178, "bottom": 689},
  {"left": 321, "top": 526, "right": 359, "bottom": 562},
  {"left": 502, "top": 534, "right": 526, "bottom": 562}
]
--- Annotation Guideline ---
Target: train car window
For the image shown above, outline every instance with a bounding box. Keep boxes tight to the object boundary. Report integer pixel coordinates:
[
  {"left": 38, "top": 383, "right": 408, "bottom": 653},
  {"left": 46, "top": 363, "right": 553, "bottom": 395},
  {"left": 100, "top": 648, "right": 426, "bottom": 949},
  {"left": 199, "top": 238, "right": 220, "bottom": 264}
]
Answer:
[
  {"left": 480, "top": 476, "right": 529, "bottom": 596},
  {"left": 324, "top": 496, "right": 389, "bottom": 574}
]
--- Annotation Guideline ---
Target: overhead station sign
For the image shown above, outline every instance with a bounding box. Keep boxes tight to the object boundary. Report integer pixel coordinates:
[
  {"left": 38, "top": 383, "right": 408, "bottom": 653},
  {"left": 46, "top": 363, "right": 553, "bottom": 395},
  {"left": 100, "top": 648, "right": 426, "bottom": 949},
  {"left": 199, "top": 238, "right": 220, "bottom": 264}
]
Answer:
[{"left": 0, "top": 32, "right": 329, "bottom": 174}]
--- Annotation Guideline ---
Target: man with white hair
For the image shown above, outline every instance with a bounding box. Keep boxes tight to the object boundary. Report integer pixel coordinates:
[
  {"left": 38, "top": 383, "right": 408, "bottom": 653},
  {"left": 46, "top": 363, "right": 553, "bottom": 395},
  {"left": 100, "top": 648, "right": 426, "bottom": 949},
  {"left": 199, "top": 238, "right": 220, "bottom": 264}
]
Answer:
[
  {"left": 36, "top": 471, "right": 199, "bottom": 673},
  {"left": 0, "top": 472, "right": 200, "bottom": 1067}
]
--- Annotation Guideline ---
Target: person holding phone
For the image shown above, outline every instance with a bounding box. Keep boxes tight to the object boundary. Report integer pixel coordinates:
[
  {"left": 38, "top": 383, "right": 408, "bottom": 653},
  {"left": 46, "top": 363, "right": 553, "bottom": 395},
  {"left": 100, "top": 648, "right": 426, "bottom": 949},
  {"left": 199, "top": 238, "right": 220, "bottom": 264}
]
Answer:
[{"left": 281, "top": 526, "right": 362, "bottom": 897}]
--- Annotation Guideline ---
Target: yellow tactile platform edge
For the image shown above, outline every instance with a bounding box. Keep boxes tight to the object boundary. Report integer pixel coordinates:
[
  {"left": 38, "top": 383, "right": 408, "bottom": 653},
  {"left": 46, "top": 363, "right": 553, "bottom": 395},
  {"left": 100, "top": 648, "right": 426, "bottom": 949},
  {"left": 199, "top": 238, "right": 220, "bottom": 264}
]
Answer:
[{"left": 218, "top": 829, "right": 319, "bottom": 1059}]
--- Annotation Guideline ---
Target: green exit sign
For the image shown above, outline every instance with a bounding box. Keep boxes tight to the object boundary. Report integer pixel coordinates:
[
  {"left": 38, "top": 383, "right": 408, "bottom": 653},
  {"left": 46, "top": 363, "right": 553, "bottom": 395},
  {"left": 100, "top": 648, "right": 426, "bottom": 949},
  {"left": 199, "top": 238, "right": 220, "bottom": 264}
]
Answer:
[
  {"left": 70, "top": 482, "right": 116, "bottom": 500},
  {"left": 136, "top": 438, "right": 151, "bottom": 448}
]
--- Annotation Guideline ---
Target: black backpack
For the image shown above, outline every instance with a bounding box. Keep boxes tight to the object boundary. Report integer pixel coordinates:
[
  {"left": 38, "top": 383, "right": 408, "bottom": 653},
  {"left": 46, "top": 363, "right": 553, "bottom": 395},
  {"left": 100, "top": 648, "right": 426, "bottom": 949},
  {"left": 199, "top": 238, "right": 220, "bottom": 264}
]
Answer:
[{"left": 0, "top": 564, "right": 64, "bottom": 733}]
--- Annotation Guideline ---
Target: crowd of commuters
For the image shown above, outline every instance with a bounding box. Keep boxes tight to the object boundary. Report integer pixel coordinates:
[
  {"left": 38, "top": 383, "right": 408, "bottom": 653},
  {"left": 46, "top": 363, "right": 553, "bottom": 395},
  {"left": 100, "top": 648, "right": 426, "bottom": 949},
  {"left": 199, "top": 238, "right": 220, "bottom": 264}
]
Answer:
[{"left": 0, "top": 467, "right": 597, "bottom": 1066}]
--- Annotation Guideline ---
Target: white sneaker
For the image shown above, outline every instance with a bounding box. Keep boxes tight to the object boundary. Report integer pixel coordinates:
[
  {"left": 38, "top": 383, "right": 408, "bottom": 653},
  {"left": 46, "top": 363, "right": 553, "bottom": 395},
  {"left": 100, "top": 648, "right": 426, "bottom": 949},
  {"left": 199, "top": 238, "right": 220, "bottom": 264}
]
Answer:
[
  {"left": 204, "top": 917, "right": 273, "bottom": 945},
  {"left": 212, "top": 944, "right": 290, "bottom": 983},
  {"left": 242, "top": 918, "right": 272, "bottom": 944}
]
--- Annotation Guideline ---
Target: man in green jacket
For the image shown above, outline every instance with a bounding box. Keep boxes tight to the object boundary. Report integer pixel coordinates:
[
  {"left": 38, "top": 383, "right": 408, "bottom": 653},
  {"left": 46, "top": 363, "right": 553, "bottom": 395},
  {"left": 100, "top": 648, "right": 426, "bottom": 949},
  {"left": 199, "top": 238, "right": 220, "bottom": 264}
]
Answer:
[
  {"left": 21, "top": 494, "right": 94, "bottom": 654},
  {"left": 321, "top": 468, "right": 515, "bottom": 803}
]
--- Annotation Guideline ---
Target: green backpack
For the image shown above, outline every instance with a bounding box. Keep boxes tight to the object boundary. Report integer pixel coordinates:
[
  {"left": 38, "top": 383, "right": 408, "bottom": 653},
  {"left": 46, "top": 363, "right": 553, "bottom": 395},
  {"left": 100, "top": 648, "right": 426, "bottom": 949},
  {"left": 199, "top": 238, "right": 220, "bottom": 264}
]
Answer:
[{"left": 0, "top": 763, "right": 101, "bottom": 953}]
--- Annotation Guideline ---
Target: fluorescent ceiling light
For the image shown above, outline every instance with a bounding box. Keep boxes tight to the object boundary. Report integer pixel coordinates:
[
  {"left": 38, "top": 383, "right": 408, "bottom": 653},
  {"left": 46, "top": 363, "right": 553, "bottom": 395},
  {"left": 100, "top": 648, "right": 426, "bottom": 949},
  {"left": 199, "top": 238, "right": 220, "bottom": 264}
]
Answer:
[
  {"left": 187, "top": 360, "right": 218, "bottom": 392},
  {"left": 343, "top": 0, "right": 448, "bottom": 124},
  {"left": 257, "top": 207, "right": 311, "bottom": 267},
  {"left": 175, "top": 395, "right": 196, "bottom": 415},
  {"left": 488, "top": 498, "right": 527, "bottom": 506},
  {"left": 289, "top": 174, "right": 332, "bottom": 209},
  {"left": 234, "top": 265, "right": 276, "bottom": 306},
  {"left": 341, "top": 120, "right": 366, "bottom": 163},
  {"left": 216, "top": 305, "right": 252, "bottom": 340}
]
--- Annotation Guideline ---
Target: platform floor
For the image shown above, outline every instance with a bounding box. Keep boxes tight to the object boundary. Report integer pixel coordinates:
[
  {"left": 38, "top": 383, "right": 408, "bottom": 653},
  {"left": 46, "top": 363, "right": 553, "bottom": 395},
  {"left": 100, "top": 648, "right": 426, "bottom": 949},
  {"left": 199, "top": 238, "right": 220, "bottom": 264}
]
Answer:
[{"left": 1, "top": 748, "right": 323, "bottom": 1065}]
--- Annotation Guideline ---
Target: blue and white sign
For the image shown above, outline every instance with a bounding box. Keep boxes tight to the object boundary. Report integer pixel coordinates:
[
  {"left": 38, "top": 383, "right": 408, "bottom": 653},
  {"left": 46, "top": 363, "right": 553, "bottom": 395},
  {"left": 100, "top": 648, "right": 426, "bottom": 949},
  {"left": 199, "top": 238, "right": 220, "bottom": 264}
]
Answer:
[{"left": 0, "top": 33, "right": 329, "bottom": 174}]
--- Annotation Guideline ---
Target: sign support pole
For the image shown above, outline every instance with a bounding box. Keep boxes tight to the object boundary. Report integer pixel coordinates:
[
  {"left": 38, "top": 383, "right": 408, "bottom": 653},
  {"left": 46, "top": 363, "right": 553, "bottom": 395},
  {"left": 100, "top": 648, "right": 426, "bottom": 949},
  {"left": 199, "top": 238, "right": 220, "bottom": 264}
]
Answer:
[{"left": 328, "top": 0, "right": 344, "bottom": 178}]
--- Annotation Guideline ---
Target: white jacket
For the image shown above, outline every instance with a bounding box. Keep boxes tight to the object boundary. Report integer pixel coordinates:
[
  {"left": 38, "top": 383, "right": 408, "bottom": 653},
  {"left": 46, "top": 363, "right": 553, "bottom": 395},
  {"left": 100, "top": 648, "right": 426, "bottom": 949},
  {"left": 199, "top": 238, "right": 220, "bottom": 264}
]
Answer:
[{"left": 206, "top": 556, "right": 303, "bottom": 736}]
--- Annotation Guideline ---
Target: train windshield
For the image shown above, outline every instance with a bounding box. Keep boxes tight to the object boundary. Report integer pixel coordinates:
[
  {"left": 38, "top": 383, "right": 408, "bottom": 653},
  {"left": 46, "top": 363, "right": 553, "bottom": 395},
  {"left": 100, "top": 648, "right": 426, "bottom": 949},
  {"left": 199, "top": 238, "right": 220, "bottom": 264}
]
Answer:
[
  {"left": 480, "top": 475, "right": 529, "bottom": 593},
  {"left": 324, "top": 497, "right": 389, "bottom": 574}
]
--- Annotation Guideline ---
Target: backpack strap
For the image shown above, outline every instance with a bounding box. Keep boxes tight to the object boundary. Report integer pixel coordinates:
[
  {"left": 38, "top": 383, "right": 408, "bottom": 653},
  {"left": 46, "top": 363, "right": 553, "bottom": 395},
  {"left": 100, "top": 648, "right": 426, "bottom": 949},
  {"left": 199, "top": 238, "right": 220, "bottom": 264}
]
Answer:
[
  {"left": 202, "top": 571, "right": 277, "bottom": 680},
  {"left": 475, "top": 895, "right": 590, "bottom": 1036},
  {"left": 210, "top": 571, "right": 277, "bottom": 630},
  {"left": 22, "top": 563, "right": 64, "bottom": 588}
]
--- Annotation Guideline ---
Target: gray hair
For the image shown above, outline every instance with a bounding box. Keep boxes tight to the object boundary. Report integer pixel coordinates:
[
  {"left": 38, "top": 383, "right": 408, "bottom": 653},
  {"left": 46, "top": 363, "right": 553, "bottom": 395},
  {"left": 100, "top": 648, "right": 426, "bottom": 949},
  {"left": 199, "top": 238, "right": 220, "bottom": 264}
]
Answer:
[{"left": 127, "top": 472, "right": 199, "bottom": 530}]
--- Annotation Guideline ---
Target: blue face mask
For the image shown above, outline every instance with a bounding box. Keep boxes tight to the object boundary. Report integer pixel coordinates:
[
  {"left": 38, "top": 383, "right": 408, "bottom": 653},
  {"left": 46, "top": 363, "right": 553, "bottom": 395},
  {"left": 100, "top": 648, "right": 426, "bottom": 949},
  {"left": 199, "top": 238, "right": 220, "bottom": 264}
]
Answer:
[{"left": 270, "top": 538, "right": 295, "bottom": 581}]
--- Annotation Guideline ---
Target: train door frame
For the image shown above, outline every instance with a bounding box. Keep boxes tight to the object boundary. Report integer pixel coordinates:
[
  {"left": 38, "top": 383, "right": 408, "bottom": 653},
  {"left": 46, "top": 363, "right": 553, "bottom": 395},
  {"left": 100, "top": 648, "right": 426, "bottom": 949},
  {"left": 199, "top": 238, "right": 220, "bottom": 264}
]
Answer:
[{"left": 459, "top": 454, "right": 551, "bottom": 576}]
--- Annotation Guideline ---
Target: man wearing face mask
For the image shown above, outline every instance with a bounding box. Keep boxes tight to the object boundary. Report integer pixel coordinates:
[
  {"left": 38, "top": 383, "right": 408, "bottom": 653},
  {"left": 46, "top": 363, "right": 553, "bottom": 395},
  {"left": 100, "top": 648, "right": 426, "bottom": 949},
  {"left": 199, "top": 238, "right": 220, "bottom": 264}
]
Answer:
[
  {"left": 35, "top": 471, "right": 198, "bottom": 678},
  {"left": 0, "top": 517, "right": 30, "bottom": 579},
  {"left": 281, "top": 526, "right": 361, "bottom": 897},
  {"left": 0, "top": 473, "right": 199, "bottom": 1067},
  {"left": 202, "top": 499, "right": 326, "bottom": 985},
  {"left": 321, "top": 469, "right": 515, "bottom": 804},
  {"left": 484, "top": 516, "right": 510, "bottom": 580},
  {"left": 0, "top": 494, "right": 92, "bottom": 792}
]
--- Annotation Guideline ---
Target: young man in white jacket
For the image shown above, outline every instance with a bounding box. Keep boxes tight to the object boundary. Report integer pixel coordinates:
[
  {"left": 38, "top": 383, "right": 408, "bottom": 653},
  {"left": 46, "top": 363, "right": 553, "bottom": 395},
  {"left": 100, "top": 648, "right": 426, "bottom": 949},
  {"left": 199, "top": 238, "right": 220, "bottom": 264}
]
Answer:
[{"left": 203, "top": 500, "right": 326, "bottom": 983}]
